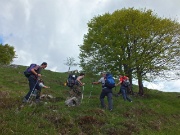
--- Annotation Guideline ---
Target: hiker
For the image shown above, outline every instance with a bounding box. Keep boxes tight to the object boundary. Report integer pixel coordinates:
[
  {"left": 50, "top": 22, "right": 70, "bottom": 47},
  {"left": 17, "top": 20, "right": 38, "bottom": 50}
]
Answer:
[
  {"left": 92, "top": 72, "right": 106, "bottom": 86},
  {"left": 32, "top": 79, "right": 50, "bottom": 96},
  {"left": 39, "top": 79, "right": 50, "bottom": 88},
  {"left": 66, "top": 71, "right": 78, "bottom": 88},
  {"left": 93, "top": 72, "right": 113, "bottom": 111},
  {"left": 69, "top": 73, "right": 85, "bottom": 105},
  {"left": 23, "top": 62, "right": 47, "bottom": 103},
  {"left": 116, "top": 75, "right": 132, "bottom": 102}
]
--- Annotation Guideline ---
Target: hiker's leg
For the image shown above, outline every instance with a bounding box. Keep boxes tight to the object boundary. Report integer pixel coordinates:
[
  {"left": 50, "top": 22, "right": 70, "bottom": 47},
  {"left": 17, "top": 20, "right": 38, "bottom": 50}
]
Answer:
[
  {"left": 69, "top": 87, "right": 74, "bottom": 97},
  {"left": 25, "top": 77, "right": 37, "bottom": 100},
  {"left": 100, "top": 91, "right": 106, "bottom": 109},
  {"left": 71, "top": 85, "right": 78, "bottom": 97},
  {"left": 76, "top": 86, "right": 82, "bottom": 104},
  {"left": 125, "top": 89, "right": 132, "bottom": 102},
  {"left": 107, "top": 92, "right": 113, "bottom": 110},
  {"left": 126, "top": 96, "right": 132, "bottom": 102},
  {"left": 36, "top": 85, "right": 41, "bottom": 100},
  {"left": 117, "top": 88, "right": 121, "bottom": 95},
  {"left": 121, "top": 87, "right": 127, "bottom": 101}
]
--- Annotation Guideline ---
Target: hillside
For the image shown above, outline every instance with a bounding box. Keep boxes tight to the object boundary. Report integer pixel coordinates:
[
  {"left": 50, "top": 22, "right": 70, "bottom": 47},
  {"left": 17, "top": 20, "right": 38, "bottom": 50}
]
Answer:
[{"left": 0, "top": 65, "right": 180, "bottom": 135}]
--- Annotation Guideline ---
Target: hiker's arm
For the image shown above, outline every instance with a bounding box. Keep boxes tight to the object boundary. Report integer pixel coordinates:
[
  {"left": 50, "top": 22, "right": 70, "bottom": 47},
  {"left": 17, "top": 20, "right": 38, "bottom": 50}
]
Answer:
[
  {"left": 77, "top": 76, "right": 85, "bottom": 86},
  {"left": 92, "top": 81, "right": 100, "bottom": 84},
  {"left": 93, "top": 77, "right": 103, "bottom": 85},
  {"left": 39, "top": 82, "right": 50, "bottom": 88},
  {"left": 115, "top": 80, "right": 122, "bottom": 86},
  {"left": 115, "top": 82, "right": 120, "bottom": 86},
  {"left": 43, "top": 86, "right": 50, "bottom": 88},
  {"left": 31, "top": 67, "right": 41, "bottom": 77}
]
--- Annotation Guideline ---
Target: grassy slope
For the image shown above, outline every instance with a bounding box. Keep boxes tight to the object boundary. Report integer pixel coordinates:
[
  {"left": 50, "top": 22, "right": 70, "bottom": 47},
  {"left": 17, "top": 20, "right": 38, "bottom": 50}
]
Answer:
[{"left": 0, "top": 65, "right": 179, "bottom": 135}]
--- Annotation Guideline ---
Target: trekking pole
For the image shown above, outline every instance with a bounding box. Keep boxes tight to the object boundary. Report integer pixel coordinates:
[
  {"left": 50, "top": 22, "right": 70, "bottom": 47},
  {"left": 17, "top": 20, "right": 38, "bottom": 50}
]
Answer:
[
  {"left": 89, "top": 83, "right": 93, "bottom": 98},
  {"left": 81, "top": 85, "right": 84, "bottom": 103},
  {"left": 87, "top": 82, "right": 94, "bottom": 103},
  {"left": 27, "top": 79, "right": 39, "bottom": 103}
]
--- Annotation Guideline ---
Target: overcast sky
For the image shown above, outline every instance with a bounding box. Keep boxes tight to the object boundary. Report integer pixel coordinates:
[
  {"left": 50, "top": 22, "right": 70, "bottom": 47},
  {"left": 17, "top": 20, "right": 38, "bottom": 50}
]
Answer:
[{"left": 0, "top": 0, "right": 180, "bottom": 92}]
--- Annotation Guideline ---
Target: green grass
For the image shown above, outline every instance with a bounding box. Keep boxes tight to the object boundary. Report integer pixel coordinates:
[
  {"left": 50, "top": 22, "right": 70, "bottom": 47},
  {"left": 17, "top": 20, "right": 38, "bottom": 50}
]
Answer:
[{"left": 0, "top": 65, "right": 180, "bottom": 135}]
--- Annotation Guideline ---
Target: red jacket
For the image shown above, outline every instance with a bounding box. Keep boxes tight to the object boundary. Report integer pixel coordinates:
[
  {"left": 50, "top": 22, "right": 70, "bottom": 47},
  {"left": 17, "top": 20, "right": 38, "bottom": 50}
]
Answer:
[{"left": 119, "top": 76, "right": 128, "bottom": 84}]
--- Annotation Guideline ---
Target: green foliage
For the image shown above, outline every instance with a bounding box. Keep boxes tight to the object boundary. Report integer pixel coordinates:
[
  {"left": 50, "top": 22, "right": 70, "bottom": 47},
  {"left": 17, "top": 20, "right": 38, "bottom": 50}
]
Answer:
[
  {"left": 0, "top": 65, "right": 180, "bottom": 134},
  {"left": 79, "top": 7, "right": 180, "bottom": 83},
  {"left": 0, "top": 44, "right": 17, "bottom": 65}
]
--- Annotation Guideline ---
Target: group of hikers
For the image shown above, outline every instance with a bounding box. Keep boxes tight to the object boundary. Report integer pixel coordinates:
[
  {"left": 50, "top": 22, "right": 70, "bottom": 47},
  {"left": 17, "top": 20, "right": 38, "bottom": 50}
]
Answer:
[
  {"left": 93, "top": 72, "right": 132, "bottom": 111},
  {"left": 22, "top": 62, "right": 132, "bottom": 111}
]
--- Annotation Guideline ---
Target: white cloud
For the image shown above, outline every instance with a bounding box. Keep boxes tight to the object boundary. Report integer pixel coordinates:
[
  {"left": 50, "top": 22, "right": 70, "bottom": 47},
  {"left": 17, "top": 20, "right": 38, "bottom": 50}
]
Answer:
[
  {"left": 0, "top": 0, "right": 180, "bottom": 92},
  {"left": 143, "top": 80, "right": 180, "bottom": 92}
]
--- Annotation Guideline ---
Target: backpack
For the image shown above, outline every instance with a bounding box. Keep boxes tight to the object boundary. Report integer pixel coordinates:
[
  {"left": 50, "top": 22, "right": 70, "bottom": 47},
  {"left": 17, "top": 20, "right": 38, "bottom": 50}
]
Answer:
[
  {"left": 24, "top": 64, "right": 37, "bottom": 78},
  {"left": 104, "top": 73, "right": 115, "bottom": 89},
  {"left": 67, "top": 74, "right": 77, "bottom": 87},
  {"left": 122, "top": 77, "right": 130, "bottom": 87}
]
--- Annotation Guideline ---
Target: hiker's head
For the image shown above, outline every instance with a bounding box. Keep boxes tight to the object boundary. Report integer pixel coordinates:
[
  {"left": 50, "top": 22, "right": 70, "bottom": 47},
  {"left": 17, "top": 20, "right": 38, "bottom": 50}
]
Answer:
[
  {"left": 39, "top": 79, "right": 44, "bottom": 84},
  {"left": 79, "top": 73, "right": 85, "bottom": 77},
  {"left": 41, "top": 62, "right": 47, "bottom": 69},
  {"left": 101, "top": 72, "right": 106, "bottom": 77}
]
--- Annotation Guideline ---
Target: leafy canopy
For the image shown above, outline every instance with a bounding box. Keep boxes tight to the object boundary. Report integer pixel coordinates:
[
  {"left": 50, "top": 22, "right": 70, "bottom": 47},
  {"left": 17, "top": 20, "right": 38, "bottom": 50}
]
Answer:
[
  {"left": 79, "top": 8, "right": 180, "bottom": 80},
  {"left": 0, "top": 44, "right": 17, "bottom": 65}
]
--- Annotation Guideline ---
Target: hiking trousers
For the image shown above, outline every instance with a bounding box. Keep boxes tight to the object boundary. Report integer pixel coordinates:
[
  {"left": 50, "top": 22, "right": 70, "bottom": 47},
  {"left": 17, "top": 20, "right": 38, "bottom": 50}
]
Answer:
[
  {"left": 25, "top": 76, "right": 41, "bottom": 100},
  {"left": 69, "top": 85, "right": 82, "bottom": 105},
  {"left": 100, "top": 88, "right": 113, "bottom": 110},
  {"left": 120, "top": 86, "right": 132, "bottom": 102}
]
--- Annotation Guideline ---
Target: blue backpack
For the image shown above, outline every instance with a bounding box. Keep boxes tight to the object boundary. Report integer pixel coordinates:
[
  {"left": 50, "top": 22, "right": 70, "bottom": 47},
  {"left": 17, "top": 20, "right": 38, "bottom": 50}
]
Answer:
[
  {"left": 104, "top": 73, "right": 115, "bottom": 89},
  {"left": 24, "top": 64, "right": 37, "bottom": 78}
]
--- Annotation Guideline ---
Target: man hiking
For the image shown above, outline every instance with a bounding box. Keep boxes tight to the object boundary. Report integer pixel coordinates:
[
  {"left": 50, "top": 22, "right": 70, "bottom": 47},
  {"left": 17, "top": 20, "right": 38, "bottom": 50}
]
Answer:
[
  {"left": 92, "top": 72, "right": 106, "bottom": 86},
  {"left": 93, "top": 72, "right": 113, "bottom": 111},
  {"left": 116, "top": 75, "right": 132, "bottom": 102},
  {"left": 23, "top": 62, "right": 47, "bottom": 103},
  {"left": 69, "top": 73, "right": 85, "bottom": 105}
]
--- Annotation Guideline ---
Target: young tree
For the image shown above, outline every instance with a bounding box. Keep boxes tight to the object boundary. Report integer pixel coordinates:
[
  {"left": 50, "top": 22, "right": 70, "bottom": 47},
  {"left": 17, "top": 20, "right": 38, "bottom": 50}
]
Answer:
[
  {"left": 0, "top": 44, "right": 17, "bottom": 65},
  {"left": 64, "top": 57, "right": 78, "bottom": 72},
  {"left": 79, "top": 8, "right": 180, "bottom": 95}
]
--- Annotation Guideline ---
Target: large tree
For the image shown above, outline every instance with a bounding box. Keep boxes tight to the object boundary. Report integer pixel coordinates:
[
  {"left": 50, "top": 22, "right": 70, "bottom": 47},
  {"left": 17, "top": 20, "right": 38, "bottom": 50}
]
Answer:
[
  {"left": 79, "top": 8, "right": 180, "bottom": 95},
  {"left": 0, "top": 44, "right": 17, "bottom": 65}
]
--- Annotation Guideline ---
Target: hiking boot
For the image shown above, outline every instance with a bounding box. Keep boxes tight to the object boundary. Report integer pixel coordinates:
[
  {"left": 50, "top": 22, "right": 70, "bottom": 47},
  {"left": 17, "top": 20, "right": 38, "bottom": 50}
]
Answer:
[
  {"left": 117, "top": 93, "right": 121, "bottom": 96},
  {"left": 22, "top": 98, "right": 28, "bottom": 103},
  {"left": 31, "top": 93, "right": 36, "bottom": 96},
  {"left": 31, "top": 90, "right": 37, "bottom": 96},
  {"left": 109, "top": 109, "right": 113, "bottom": 111},
  {"left": 35, "top": 99, "right": 41, "bottom": 103}
]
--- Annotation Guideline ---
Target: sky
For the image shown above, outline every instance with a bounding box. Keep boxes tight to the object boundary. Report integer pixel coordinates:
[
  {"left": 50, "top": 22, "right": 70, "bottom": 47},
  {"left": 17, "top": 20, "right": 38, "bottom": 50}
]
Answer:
[{"left": 0, "top": 0, "right": 180, "bottom": 92}]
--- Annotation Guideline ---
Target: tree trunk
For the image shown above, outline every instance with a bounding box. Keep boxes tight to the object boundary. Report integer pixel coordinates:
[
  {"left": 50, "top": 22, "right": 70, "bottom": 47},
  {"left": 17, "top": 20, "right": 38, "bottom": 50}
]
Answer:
[
  {"left": 137, "top": 68, "right": 144, "bottom": 96},
  {"left": 124, "top": 64, "right": 134, "bottom": 95},
  {"left": 138, "top": 77, "right": 144, "bottom": 96},
  {"left": 128, "top": 72, "right": 134, "bottom": 95}
]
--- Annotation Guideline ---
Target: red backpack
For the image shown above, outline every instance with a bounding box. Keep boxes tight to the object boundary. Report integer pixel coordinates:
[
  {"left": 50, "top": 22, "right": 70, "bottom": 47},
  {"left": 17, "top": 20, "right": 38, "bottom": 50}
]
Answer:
[{"left": 122, "top": 76, "right": 130, "bottom": 87}]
